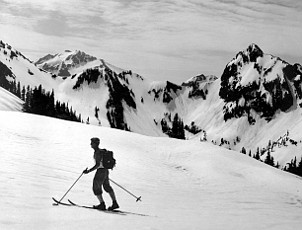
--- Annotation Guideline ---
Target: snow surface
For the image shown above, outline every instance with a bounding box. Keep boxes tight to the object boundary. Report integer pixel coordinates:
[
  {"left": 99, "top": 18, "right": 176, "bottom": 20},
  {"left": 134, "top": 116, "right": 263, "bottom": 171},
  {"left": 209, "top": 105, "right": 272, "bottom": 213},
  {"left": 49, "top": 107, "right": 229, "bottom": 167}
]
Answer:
[
  {"left": 0, "top": 87, "right": 23, "bottom": 111},
  {"left": 0, "top": 109, "right": 302, "bottom": 230}
]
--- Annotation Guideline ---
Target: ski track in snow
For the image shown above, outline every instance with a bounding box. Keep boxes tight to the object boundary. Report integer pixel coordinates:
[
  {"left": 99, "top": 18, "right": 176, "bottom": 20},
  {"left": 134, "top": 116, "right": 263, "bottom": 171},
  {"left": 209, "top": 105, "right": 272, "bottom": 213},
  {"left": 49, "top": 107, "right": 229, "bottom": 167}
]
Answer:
[{"left": 0, "top": 111, "right": 302, "bottom": 230}]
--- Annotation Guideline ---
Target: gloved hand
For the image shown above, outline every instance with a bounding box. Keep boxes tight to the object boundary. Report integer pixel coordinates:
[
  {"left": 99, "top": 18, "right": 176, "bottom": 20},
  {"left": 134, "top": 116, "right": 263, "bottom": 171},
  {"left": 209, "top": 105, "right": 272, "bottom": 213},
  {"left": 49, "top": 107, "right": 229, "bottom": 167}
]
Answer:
[{"left": 83, "top": 168, "right": 89, "bottom": 174}]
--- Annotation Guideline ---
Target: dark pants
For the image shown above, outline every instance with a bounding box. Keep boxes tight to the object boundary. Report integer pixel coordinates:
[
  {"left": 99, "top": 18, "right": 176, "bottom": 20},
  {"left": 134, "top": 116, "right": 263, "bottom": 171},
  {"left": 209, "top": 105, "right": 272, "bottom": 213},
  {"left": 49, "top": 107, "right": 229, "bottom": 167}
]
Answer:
[{"left": 93, "top": 168, "right": 113, "bottom": 195}]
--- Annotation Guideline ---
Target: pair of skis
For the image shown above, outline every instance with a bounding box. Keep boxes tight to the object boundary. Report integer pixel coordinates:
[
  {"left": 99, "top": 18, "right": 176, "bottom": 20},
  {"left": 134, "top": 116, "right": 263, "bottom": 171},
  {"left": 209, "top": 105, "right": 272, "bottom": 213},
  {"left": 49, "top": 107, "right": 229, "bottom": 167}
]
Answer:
[
  {"left": 52, "top": 197, "right": 124, "bottom": 213},
  {"left": 52, "top": 197, "right": 148, "bottom": 216}
]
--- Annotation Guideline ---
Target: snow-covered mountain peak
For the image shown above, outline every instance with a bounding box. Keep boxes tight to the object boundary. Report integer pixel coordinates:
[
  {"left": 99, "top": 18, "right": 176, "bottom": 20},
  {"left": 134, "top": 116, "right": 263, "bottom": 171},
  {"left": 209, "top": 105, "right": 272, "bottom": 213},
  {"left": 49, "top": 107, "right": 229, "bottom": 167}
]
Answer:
[
  {"left": 36, "top": 49, "right": 97, "bottom": 64},
  {"left": 35, "top": 50, "right": 99, "bottom": 77},
  {"left": 0, "top": 40, "right": 31, "bottom": 63},
  {"left": 230, "top": 43, "right": 264, "bottom": 67},
  {"left": 245, "top": 43, "right": 263, "bottom": 58},
  {"left": 182, "top": 74, "right": 217, "bottom": 86},
  {"left": 219, "top": 43, "right": 302, "bottom": 126},
  {"left": 35, "top": 54, "right": 56, "bottom": 65},
  {"left": 246, "top": 43, "right": 263, "bottom": 55},
  {"left": 65, "top": 50, "right": 96, "bottom": 63},
  {"left": 0, "top": 40, "right": 58, "bottom": 92}
]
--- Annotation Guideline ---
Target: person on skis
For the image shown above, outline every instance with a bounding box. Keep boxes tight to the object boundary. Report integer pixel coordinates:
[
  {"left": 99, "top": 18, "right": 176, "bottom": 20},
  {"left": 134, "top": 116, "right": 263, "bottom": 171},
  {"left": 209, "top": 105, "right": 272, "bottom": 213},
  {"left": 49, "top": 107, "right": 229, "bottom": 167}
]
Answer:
[{"left": 83, "top": 137, "right": 119, "bottom": 210}]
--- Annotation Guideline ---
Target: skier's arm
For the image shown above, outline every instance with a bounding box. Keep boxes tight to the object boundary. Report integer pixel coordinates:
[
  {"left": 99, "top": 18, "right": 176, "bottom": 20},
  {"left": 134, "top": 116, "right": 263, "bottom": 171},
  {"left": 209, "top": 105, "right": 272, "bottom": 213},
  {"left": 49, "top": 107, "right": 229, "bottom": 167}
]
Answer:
[
  {"left": 86, "top": 162, "right": 100, "bottom": 173},
  {"left": 83, "top": 153, "right": 101, "bottom": 174}
]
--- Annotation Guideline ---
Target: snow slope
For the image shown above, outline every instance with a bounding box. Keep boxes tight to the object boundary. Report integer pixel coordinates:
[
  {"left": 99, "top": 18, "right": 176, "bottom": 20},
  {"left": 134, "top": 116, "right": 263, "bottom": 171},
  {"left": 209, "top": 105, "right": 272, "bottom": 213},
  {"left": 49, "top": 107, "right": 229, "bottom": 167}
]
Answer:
[
  {"left": 0, "top": 42, "right": 59, "bottom": 91},
  {"left": 0, "top": 110, "right": 302, "bottom": 230},
  {"left": 0, "top": 87, "right": 23, "bottom": 111}
]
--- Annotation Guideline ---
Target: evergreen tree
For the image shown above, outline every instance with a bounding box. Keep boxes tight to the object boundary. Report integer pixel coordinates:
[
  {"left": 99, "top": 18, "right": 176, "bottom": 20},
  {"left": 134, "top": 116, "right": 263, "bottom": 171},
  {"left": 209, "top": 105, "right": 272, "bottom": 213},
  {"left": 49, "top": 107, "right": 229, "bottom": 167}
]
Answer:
[
  {"left": 171, "top": 113, "right": 185, "bottom": 139},
  {"left": 297, "top": 157, "right": 302, "bottom": 176},
  {"left": 12, "top": 80, "right": 17, "bottom": 95},
  {"left": 21, "top": 86, "right": 26, "bottom": 101},
  {"left": 161, "top": 119, "right": 170, "bottom": 135},
  {"left": 241, "top": 147, "right": 246, "bottom": 154},
  {"left": 264, "top": 152, "right": 275, "bottom": 167},
  {"left": 24, "top": 85, "right": 32, "bottom": 112},
  {"left": 17, "top": 81, "right": 21, "bottom": 98},
  {"left": 50, "top": 90, "right": 55, "bottom": 115},
  {"left": 254, "top": 147, "right": 261, "bottom": 160},
  {"left": 285, "top": 157, "right": 297, "bottom": 175}
]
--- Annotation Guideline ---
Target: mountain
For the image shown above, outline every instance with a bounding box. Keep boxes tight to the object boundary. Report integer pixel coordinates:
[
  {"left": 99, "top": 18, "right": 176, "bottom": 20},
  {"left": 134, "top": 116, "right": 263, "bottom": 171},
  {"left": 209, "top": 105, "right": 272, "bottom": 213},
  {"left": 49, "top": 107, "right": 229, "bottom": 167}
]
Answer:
[
  {"left": 0, "top": 40, "right": 58, "bottom": 91},
  {"left": 215, "top": 43, "right": 302, "bottom": 167},
  {"left": 1, "top": 39, "right": 302, "bottom": 170},
  {"left": 1, "top": 110, "right": 302, "bottom": 230},
  {"left": 219, "top": 43, "right": 302, "bottom": 123},
  {"left": 35, "top": 50, "right": 99, "bottom": 77},
  {"left": 33, "top": 48, "right": 217, "bottom": 137}
]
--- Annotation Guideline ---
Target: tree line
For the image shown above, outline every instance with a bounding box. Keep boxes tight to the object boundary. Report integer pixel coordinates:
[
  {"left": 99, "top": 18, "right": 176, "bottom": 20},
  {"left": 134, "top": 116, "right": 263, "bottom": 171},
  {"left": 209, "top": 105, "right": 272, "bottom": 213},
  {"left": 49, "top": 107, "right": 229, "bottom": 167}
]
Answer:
[
  {"left": 284, "top": 157, "right": 302, "bottom": 177},
  {"left": 239, "top": 132, "right": 302, "bottom": 177},
  {"left": 3, "top": 80, "right": 81, "bottom": 122},
  {"left": 161, "top": 113, "right": 185, "bottom": 139}
]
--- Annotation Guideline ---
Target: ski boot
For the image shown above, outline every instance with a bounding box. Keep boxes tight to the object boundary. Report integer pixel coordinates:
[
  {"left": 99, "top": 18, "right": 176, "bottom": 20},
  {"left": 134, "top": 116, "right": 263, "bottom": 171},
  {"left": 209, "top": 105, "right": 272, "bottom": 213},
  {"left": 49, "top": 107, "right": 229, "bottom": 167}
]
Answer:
[
  {"left": 108, "top": 201, "right": 119, "bottom": 211},
  {"left": 93, "top": 202, "right": 106, "bottom": 210}
]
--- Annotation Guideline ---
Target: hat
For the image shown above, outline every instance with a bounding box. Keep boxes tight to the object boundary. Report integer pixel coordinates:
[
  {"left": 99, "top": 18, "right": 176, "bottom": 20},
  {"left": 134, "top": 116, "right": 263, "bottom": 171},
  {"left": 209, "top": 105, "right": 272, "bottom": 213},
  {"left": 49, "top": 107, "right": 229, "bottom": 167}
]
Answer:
[{"left": 91, "top": 137, "right": 100, "bottom": 144}]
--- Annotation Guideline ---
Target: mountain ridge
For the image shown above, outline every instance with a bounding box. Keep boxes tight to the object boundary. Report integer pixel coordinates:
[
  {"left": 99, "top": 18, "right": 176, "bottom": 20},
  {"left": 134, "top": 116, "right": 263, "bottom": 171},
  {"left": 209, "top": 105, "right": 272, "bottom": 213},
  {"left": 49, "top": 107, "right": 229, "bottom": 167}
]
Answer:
[{"left": 1, "top": 39, "right": 302, "bottom": 170}]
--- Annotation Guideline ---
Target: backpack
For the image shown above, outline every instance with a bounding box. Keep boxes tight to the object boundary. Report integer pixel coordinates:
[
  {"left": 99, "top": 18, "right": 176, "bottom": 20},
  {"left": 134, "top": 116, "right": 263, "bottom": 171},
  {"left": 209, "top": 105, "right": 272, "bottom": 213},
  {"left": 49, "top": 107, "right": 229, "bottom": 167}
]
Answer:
[{"left": 101, "top": 149, "right": 116, "bottom": 169}]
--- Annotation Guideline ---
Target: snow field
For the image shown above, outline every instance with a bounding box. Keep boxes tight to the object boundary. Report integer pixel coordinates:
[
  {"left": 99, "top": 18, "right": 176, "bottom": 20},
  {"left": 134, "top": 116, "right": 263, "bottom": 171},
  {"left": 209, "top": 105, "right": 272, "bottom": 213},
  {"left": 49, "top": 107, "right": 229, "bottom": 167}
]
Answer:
[{"left": 0, "top": 111, "right": 302, "bottom": 230}]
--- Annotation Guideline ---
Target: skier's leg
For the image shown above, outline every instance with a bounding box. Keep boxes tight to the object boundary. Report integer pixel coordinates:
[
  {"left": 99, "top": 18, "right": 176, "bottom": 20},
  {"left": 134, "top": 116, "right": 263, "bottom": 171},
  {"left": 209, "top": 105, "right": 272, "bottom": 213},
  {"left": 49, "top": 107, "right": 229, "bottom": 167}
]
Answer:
[
  {"left": 103, "top": 171, "right": 114, "bottom": 200},
  {"left": 93, "top": 169, "right": 106, "bottom": 209},
  {"left": 96, "top": 194, "right": 104, "bottom": 203},
  {"left": 103, "top": 171, "right": 119, "bottom": 210},
  {"left": 108, "top": 190, "right": 117, "bottom": 202}
]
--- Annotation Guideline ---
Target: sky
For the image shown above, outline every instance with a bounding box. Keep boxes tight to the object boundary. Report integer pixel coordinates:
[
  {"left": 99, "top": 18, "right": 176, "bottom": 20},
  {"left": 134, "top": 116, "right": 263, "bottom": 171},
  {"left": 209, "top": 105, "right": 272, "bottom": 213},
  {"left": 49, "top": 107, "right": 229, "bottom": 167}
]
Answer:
[{"left": 0, "top": 0, "right": 302, "bottom": 84}]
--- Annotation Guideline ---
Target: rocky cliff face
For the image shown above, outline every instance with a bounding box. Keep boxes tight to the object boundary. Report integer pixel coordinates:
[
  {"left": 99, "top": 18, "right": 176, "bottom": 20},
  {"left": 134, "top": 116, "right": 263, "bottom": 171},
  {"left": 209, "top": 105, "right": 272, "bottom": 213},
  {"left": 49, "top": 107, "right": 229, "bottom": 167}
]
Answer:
[
  {"left": 183, "top": 74, "right": 217, "bottom": 99},
  {"left": 219, "top": 44, "right": 302, "bottom": 124}
]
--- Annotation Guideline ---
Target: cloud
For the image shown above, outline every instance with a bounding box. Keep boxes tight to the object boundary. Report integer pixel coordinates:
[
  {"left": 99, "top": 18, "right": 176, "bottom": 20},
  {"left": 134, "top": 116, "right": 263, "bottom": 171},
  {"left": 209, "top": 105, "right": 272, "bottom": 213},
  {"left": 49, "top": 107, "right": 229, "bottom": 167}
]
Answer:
[
  {"left": 33, "top": 11, "right": 70, "bottom": 37},
  {"left": 251, "top": 0, "right": 302, "bottom": 10},
  {"left": 1, "top": 0, "right": 302, "bottom": 83}
]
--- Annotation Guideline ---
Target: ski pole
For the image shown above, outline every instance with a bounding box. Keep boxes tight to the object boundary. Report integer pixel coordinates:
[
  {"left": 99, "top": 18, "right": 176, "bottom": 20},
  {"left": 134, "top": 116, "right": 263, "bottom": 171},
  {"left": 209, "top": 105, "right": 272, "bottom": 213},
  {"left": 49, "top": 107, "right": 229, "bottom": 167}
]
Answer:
[
  {"left": 109, "top": 178, "right": 142, "bottom": 202},
  {"left": 55, "top": 171, "right": 84, "bottom": 204}
]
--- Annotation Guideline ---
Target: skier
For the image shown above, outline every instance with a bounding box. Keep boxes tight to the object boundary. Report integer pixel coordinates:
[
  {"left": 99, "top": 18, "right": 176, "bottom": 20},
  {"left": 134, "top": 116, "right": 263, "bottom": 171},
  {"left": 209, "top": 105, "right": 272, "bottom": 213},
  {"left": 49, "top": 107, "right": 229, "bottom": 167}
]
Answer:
[{"left": 83, "top": 137, "right": 119, "bottom": 210}]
